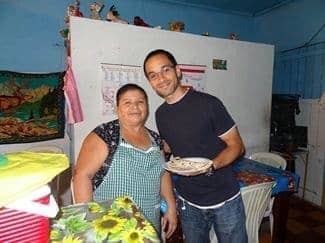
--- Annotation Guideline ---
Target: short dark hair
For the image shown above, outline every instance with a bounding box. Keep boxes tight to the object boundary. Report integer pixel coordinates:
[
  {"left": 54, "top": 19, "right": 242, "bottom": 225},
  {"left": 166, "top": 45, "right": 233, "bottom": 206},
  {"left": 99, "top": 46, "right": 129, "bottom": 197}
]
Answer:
[
  {"left": 116, "top": 83, "right": 148, "bottom": 105},
  {"left": 143, "top": 49, "right": 178, "bottom": 78}
]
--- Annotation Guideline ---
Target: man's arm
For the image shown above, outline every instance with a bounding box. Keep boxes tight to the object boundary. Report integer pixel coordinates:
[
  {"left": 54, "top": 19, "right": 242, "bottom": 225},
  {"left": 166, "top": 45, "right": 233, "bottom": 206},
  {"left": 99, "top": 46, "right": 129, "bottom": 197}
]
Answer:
[{"left": 212, "top": 126, "right": 245, "bottom": 169}]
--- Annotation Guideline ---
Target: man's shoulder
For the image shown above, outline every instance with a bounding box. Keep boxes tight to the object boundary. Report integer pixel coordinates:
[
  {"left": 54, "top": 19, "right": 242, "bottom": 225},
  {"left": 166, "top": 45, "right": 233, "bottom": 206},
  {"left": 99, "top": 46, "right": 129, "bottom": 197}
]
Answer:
[
  {"left": 190, "top": 90, "right": 223, "bottom": 105},
  {"left": 156, "top": 101, "right": 168, "bottom": 114}
]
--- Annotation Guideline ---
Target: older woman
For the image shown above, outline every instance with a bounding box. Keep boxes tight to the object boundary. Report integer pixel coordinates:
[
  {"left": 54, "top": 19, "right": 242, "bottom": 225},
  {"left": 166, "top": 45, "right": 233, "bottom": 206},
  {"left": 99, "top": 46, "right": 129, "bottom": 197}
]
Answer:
[{"left": 72, "top": 83, "right": 177, "bottom": 237}]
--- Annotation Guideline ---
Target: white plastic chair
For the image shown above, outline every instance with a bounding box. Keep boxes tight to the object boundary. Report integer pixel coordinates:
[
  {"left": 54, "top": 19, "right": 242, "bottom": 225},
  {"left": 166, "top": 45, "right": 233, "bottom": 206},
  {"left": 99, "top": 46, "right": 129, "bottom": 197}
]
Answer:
[
  {"left": 250, "top": 152, "right": 287, "bottom": 170},
  {"left": 249, "top": 152, "right": 287, "bottom": 236},
  {"left": 241, "top": 181, "right": 275, "bottom": 243}
]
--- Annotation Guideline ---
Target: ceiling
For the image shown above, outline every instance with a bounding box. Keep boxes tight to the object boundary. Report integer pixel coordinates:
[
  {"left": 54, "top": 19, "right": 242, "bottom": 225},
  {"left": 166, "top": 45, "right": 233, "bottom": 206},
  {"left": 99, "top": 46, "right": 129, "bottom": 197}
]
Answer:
[{"left": 161, "top": 0, "right": 293, "bottom": 16}]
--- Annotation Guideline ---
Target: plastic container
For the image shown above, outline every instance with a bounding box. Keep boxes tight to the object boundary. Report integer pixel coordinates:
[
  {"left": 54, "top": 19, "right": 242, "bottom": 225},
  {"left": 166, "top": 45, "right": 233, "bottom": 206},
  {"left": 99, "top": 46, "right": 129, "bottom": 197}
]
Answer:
[
  {"left": 160, "top": 199, "right": 168, "bottom": 213},
  {"left": 0, "top": 185, "right": 58, "bottom": 243}
]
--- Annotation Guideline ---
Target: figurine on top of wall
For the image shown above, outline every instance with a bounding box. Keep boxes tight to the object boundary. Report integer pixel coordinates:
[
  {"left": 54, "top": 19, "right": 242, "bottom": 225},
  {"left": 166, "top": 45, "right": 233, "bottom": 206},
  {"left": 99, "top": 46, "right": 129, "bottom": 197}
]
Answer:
[
  {"left": 64, "top": 0, "right": 83, "bottom": 28},
  {"left": 60, "top": 0, "right": 83, "bottom": 56},
  {"left": 133, "top": 16, "right": 151, "bottom": 27},
  {"left": 106, "top": 5, "right": 128, "bottom": 24},
  {"left": 90, "top": 2, "right": 104, "bottom": 20},
  {"left": 67, "top": 0, "right": 83, "bottom": 21},
  {"left": 230, "top": 32, "right": 239, "bottom": 40},
  {"left": 168, "top": 21, "right": 185, "bottom": 32}
]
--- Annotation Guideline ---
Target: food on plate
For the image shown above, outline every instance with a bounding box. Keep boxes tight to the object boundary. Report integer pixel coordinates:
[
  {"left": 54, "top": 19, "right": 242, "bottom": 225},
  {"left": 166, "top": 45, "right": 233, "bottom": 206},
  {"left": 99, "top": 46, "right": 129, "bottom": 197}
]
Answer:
[{"left": 167, "top": 157, "right": 211, "bottom": 171}]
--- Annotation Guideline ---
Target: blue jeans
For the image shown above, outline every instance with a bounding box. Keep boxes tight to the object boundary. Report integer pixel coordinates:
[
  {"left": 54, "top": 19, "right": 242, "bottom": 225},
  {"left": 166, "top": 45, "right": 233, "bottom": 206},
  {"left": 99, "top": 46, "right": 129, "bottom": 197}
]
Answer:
[{"left": 177, "top": 194, "right": 248, "bottom": 243}]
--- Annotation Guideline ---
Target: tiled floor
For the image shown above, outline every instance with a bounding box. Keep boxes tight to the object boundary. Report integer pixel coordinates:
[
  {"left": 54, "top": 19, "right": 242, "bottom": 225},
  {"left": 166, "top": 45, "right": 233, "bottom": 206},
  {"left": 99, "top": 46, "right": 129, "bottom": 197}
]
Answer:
[{"left": 260, "top": 196, "right": 325, "bottom": 243}]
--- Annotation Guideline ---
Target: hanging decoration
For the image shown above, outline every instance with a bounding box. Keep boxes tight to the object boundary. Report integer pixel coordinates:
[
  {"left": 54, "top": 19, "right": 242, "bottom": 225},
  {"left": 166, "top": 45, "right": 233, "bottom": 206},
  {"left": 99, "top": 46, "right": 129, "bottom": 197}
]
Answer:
[{"left": 0, "top": 71, "right": 65, "bottom": 144}]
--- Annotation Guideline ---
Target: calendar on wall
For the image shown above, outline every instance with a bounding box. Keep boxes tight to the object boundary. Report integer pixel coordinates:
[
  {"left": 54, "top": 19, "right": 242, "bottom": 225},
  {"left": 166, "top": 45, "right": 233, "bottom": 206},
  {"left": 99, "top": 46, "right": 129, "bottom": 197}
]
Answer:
[
  {"left": 99, "top": 63, "right": 141, "bottom": 115},
  {"left": 179, "top": 64, "right": 206, "bottom": 92}
]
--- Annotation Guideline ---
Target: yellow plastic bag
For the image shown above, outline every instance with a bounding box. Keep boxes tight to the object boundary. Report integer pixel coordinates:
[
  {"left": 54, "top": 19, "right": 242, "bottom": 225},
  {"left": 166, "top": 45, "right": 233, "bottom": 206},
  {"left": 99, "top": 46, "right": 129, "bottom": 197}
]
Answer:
[{"left": 0, "top": 151, "right": 69, "bottom": 206}]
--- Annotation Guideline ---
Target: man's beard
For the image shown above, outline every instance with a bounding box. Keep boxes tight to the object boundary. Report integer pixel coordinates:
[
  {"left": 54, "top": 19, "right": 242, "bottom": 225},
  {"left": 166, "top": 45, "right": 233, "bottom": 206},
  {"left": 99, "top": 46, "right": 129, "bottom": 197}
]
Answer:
[{"left": 155, "top": 79, "right": 180, "bottom": 99}]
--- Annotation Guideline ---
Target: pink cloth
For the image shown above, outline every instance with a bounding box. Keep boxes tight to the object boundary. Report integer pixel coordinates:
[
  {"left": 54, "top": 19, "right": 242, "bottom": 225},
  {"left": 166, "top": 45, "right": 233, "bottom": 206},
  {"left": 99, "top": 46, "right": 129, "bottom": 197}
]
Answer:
[{"left": 63, "top": 57, "right": 84, "bottom": 124}]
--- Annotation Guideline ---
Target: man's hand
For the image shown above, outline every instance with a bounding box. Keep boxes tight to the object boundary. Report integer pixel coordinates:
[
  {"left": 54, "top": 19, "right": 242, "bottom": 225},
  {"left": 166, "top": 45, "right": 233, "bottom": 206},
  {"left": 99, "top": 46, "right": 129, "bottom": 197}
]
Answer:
[{"left": 162, "top": 209, "right": 178, "bottom": 238}]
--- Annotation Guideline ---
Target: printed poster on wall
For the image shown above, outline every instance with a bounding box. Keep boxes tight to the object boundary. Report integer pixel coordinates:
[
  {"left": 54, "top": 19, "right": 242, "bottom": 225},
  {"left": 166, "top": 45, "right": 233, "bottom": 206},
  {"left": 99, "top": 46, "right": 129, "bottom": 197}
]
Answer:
[
  {"left": 100, "top": 63, "right": 141, "bottom": 115},
  {"left": 179, "top": 64, "right": 206, "bottom": 92}
]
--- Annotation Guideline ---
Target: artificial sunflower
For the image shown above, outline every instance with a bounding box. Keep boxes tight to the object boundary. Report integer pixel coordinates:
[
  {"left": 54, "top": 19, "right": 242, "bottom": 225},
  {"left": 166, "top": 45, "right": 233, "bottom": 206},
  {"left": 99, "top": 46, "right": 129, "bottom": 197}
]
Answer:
[
  {"left": 88, "top": 202, "right": 105, "bottom": 213},
  {"left": 133, "top": 211, "right": 141, "bottom": 218},
  {"left": 106, "top": 206, "right": 120, "bottom": 217},
  {"left": 62, "top": 235, "right": 83, "bottom": 243},
  {"left": 112, "top": 196, "right": 134, "bottom": 211},
  {"left": 55, "top": 213, "right": 89, "bottom": 234},
  {"left": 50, "top": 230, "right": 60, "bottom": 240},
  {"left": 93, "top": 215, "right": 126, "bottom": 237},
  {"left": 121, "top": 228, "right": 145, "bottom": 243},
  {"left": 142, "top": 221, "right": 156, "bottom": 235}
]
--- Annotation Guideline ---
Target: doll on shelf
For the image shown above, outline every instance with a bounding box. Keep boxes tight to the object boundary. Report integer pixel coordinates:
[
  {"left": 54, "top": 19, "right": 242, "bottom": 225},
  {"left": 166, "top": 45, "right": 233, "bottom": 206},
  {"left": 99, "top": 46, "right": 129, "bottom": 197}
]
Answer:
[
  {"left": 133, "top": 16, "right": 151, "bottom": 27},
  {"left": 168, "top": 21, "right": 185, "bottom": 32},
  {"left": 106, "top": 5, "right": 128, "bottom": 24},
  {"left": 90, "top": 2, "right": 104, "bottom": 20},
  {"left": 64, "top": 0, "right": 83, "bottom": 26},
  {"left": 230, "top": 32, "right": 239, "bottom": 40}
]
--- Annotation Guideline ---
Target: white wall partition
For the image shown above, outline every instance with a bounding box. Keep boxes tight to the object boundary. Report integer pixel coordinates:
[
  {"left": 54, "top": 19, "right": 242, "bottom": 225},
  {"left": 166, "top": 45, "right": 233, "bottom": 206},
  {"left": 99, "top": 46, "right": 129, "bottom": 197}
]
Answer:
[{"left": 69, "top": 16, "right": 274, "bottom": 162}]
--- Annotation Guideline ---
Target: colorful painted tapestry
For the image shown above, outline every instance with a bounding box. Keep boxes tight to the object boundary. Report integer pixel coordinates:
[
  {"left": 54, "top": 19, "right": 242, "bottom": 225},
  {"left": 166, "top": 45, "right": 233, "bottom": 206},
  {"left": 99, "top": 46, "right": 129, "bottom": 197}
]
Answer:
[{"left": 0, "top": 71, "right": 65, "bottom": 144}]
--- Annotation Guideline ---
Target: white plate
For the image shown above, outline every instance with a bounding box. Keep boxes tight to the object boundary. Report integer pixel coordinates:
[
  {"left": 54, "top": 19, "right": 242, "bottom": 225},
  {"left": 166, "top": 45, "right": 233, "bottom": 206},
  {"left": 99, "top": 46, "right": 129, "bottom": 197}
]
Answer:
[{"left": 164, "top": 157, "right": 213, "bottom": 175}]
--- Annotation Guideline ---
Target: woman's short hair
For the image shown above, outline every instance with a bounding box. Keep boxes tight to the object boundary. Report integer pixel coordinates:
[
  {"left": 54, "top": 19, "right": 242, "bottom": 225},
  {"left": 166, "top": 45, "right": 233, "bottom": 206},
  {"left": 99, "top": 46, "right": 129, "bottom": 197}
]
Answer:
[{"left": 116, "top": 83, "right": 148, "bottom": 105}]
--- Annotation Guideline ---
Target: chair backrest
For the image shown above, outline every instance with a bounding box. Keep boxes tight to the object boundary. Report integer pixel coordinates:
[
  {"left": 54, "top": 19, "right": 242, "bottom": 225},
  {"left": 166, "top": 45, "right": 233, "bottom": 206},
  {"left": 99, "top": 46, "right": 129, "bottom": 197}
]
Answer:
[
  {"left": 241, "top": 181, "right": 275, "bottom": 243},
  {"left": 249, "top": 152, "right": 287, "bottom": 170}
]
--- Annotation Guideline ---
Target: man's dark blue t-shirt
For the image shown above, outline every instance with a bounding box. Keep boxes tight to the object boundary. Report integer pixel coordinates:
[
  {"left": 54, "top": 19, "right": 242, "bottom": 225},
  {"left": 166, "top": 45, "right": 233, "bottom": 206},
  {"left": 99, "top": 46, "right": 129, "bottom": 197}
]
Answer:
[{"left": 156, "top": 89, "right": 240, "bottom": 206}]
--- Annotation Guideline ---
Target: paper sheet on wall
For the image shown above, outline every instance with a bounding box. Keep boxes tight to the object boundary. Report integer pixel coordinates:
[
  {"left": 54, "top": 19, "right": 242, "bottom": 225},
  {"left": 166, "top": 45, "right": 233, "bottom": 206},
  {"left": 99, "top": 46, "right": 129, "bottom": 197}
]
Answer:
[
  {"left": 100, "top": 64, "right": 141, "bottom": 115},
  {"left": 179, "top": 64, "right": 206, "bottom": 92}
]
